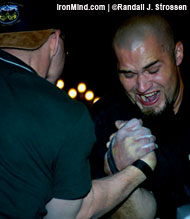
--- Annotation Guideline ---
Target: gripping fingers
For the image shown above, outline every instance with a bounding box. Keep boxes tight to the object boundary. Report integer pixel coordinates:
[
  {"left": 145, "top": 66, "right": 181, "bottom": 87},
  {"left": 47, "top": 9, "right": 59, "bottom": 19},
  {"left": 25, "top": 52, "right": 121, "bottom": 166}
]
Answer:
[
  {"left": 142, "top": 143, "right": 155, "bottom": 149},
  {"left": 107, "top": 135, "right": 116, "bottom": 148},
  {"left": 135, "top": 134, "right": 156, "bottom": 145},
  {"left": 142, "top": 143, "right": 158, "bottom": 155},
  {"left": 125, "top": 118, "right": 142, "bottom": 131},
  {"left": 135, "top": 134, "right": 155, "bottom": 141},
  {"left": 135, "top": 134, "right": 157, "bottom": 153}
]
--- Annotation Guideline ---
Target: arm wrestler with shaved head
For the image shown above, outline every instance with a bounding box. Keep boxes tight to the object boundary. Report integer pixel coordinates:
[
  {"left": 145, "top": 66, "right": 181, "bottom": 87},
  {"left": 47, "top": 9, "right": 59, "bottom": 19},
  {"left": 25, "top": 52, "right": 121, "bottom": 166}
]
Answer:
[{"left": 90, "top": 14, "right": 190, "bottom": 218}]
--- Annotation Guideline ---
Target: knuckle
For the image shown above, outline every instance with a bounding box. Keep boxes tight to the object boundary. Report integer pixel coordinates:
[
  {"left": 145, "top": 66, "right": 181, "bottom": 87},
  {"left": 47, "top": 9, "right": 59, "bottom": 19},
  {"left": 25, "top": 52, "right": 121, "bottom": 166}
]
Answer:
[{"left": 142, "top": 127, "right": 151, "bottom": 134}]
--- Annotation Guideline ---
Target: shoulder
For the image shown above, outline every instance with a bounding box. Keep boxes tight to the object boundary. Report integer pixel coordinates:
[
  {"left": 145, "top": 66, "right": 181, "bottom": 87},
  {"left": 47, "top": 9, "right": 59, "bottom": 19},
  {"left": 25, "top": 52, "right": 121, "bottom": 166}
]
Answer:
[
  {"left": 21, "top": 72, "right": 88, "bottom": 121},
  {"left": 6, "top": 69, "right": 92, "bottom": 132}
]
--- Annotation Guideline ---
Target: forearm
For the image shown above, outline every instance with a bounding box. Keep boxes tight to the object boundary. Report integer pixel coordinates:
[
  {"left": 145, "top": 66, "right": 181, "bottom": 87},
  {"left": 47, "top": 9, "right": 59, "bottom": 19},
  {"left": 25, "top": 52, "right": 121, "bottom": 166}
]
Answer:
[
  {"left": 109, "top": 188, "right": 157, "bottom": 219},
  {"left": 76, "top": 165, "right": 146, "bottom": 219}
]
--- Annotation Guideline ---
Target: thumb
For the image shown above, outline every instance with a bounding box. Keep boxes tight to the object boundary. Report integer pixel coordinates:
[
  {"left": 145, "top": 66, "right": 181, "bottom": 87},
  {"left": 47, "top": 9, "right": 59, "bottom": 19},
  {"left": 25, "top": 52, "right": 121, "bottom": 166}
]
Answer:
[{"left": 115, "top": 120, "right": 126, "bottom": 129}]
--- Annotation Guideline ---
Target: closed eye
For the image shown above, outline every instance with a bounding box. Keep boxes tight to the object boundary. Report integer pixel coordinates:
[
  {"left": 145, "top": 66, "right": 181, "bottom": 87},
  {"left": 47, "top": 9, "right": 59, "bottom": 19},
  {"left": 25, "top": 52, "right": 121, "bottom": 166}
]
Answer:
[
  {"left": 143, "top": 60, "right": 161, "bottom": 75},
  {"left": 118, "top": 70, "right": 136, "bottom": 79},
  {"left": 149, "top": 69, "right": 159, "bottom": 74},
  {"left": 123, "top": 72, "right": 136, "bottom": 78}
]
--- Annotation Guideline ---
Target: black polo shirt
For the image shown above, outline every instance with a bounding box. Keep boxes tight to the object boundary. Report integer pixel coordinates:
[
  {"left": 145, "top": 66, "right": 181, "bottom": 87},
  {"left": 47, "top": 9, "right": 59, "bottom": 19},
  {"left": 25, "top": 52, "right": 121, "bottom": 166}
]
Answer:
[{"left": 0, "top": 50, "right": 95, "bottom": 218}]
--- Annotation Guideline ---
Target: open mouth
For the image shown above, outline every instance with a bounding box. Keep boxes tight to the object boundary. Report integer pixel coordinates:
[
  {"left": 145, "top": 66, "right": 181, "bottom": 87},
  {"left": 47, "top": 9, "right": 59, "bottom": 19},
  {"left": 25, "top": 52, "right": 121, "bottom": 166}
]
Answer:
[{"left": 137, "top": 91, "right": 160, "bottom": 106}]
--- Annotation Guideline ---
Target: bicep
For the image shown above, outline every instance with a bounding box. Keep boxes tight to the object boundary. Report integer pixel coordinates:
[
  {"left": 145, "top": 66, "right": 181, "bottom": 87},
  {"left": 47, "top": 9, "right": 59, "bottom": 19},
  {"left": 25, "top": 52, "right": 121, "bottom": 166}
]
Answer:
[{"left": 44, "top": 198, "right": 83, "bottom": 219}]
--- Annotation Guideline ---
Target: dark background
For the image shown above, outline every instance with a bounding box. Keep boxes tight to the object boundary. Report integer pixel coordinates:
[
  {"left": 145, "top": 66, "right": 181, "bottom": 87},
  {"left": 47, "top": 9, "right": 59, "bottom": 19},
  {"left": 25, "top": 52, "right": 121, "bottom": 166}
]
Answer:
[{"left": 37, "top": 0, "right": 190, "bottom": 100}]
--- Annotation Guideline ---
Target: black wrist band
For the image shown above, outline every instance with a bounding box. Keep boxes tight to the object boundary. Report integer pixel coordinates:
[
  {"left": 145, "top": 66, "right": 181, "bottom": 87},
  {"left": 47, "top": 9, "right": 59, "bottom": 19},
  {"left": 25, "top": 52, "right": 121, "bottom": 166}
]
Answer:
[
  {"left": 106, "top": 137, "right": 119, "bottom": 174},
  {"left": 132, "top": 159, "right": 153, "bottom": 179}
]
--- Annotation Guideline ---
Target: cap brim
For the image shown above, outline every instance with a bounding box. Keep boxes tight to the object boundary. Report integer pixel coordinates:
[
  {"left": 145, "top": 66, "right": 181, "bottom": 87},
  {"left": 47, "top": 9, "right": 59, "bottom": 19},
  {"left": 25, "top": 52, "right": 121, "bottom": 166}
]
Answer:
[{"left": 0, "top": 29, "right": 54, "bottom": 50}]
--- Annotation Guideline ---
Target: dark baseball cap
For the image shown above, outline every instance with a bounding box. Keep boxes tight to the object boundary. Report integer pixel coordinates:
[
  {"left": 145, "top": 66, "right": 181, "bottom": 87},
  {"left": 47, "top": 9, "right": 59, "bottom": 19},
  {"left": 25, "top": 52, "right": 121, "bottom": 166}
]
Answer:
[{"left": 0, "top": 1, "right": 56, "bottom": 50}]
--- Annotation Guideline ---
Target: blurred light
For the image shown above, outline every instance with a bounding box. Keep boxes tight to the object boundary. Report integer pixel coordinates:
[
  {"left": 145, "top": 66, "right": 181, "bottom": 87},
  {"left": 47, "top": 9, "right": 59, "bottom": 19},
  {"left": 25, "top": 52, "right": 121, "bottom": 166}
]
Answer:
[
  {"left": 68, "top": 88, "right": 77, "bottom": 99},
  {"left": 56, "top": 79, "right": 64, "bottom": 89},
  {"left": 85, "top": 90, "right": 94, "bottom": 101},
  {"left": 93, "top": 97, "right": 100, "bottom": 104},
  {"left": 77, "top": 82, "right": 87, "bottom": 93}
]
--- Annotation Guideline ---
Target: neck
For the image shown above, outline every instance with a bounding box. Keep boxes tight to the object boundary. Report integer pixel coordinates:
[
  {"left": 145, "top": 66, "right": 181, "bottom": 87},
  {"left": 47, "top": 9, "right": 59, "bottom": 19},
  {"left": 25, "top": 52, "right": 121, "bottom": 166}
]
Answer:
[
  {"left": 3, "top": 48, "right": 32, "bottom": 64},
  {"left": 173, "top": 69, "right": 184, "bottom": 114},
  {"left": 2, "top": 48, "right": 48, "bottom": 79}
]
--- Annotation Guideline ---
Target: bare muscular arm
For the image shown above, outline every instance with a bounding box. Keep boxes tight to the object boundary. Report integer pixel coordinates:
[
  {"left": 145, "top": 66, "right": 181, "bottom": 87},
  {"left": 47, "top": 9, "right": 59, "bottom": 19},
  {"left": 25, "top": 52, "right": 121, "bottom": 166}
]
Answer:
[
  {"left": 108, "top": 188, "right": 157, "bottom": 219},
  {"left": 103, "top": 119, "right": 157, "bottom": 219},
  {"left": 44, "top": 162, "right": 153, "bottom": 219},
  {"left": 45, "top": 119, "right": 157, "bottom": 219}
]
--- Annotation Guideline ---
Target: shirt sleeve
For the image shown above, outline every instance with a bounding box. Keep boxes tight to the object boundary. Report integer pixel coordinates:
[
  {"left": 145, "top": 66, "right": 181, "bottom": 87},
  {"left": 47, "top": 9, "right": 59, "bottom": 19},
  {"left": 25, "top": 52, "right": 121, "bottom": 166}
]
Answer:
[{"left": 52, "top": 107, "right": 96, "bottom": 200}]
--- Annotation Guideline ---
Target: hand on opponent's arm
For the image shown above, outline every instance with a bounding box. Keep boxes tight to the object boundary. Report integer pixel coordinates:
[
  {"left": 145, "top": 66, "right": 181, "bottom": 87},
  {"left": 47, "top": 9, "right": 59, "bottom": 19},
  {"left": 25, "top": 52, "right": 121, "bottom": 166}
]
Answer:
[
  {"left": 103, "top": 118, "right": 157, "bottom": 219},
  {"left": 104, "top": 118, "right": 157, "bottom": 174},
  {"left": 44, "top": 118, "right": 157, "bottom": 219},
  {"left": 45, "top": 163, "right": 152, "bottom": 219}
]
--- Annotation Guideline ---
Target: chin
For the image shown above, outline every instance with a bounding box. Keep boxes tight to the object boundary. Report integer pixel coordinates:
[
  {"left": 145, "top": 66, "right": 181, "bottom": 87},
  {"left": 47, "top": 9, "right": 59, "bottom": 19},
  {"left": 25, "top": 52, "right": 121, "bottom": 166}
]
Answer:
[{"left": 140, "top": 101, "right": 167, "bottom": 116}]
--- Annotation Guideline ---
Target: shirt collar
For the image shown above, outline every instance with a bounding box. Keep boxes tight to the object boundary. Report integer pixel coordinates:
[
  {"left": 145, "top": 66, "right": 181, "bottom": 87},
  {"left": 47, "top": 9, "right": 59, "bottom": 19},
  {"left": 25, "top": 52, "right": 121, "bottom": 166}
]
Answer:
[{"left": 0, "top": 49, "right": 36, "bottom": 74}]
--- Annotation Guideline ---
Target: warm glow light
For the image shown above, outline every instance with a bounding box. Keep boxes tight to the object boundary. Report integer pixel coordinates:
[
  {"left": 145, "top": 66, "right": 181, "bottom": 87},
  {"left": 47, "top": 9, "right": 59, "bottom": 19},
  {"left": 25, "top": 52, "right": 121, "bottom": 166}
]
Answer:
[
  {"left": 56, "top": 79, "right": 64, "bottom": 89},
  {"left": 93, "top": 97, "right": 100, "bottom": 104},
  {"left": 77, "top": 82, "right": 87, "bottom": 93},
  {"left": 85, "top": 90, "right": 94, "bottom": 101},
  {"left": 68, "top": 88, "right": 77, "bottom": 99}
]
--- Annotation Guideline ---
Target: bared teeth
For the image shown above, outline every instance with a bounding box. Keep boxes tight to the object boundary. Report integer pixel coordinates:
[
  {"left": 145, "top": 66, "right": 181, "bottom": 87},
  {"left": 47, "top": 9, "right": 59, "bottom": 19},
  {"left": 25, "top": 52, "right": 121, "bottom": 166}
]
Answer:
[
  {"left": 139, "top": 91, "right": 158, "bottom": 102},
  {"left": 141, "top": 95, "right": 146, "bottom": 101},
  {"left": 145, "top": 92, "right": 156, "bottom": 97}
]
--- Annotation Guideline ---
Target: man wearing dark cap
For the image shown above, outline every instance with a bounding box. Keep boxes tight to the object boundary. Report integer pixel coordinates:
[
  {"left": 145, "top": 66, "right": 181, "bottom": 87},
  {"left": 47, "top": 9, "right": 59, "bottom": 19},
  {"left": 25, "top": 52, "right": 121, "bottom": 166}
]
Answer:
[
  {"left": 90, "top": 14, "right": 190, "bottom": 218},
  {"left": 0, "top": 2, "right": 158, "bottom": 218}
]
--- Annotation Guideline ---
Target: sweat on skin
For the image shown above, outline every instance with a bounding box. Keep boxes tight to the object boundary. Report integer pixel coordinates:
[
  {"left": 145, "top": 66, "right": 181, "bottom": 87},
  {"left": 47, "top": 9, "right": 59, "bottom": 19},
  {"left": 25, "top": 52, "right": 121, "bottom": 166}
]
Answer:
[{"left": 113, "top": 15, "right": 184, "bottom": 116}]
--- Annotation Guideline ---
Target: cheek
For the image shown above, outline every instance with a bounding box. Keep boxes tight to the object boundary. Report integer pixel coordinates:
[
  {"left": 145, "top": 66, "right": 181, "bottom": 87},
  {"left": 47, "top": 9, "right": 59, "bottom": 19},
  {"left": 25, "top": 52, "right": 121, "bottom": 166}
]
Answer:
[
  {"left": 155, "top": 67, "right": 177, "bottom": 93},
  {"left": 166, "top": 75, "right": 178, "bottom": 101}
]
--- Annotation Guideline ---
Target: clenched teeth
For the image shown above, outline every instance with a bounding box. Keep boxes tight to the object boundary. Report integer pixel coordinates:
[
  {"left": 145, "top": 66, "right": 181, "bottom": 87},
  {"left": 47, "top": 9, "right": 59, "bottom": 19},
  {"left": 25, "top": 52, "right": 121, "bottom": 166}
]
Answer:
[
  {"left": 138, "top": 91, "right": 159, "bottom": 102},
  {"left": 141, "top": 95, "right": 146, "bottom": 101}
]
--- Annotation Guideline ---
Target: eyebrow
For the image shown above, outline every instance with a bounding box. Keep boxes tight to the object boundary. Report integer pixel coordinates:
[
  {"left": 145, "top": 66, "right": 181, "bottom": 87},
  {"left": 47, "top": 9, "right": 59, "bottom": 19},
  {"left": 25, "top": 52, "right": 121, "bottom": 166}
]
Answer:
[
  {"left": 118, "top": 69, "right": 133, "bottom": 74},
  {"left": 118, "top": 60, "right": 159, "bottom": 74},
  {"left": 143, "top": 60, "right": 159, "bottom": 69}
]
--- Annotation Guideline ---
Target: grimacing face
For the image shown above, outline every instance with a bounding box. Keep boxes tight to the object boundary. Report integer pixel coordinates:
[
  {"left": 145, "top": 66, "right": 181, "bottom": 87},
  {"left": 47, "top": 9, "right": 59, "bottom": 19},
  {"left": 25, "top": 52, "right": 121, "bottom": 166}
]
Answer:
[{"left": 115, "top": 35, "right": 182, "bottom": 115}]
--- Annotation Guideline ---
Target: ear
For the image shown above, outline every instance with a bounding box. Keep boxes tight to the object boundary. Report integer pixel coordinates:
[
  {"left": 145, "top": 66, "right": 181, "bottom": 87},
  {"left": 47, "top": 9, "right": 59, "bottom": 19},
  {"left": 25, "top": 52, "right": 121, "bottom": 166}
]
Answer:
[
  {"left": 49, "top": 30, "right": 61, "bottom": 58},
  {"left": 175, "top": 41, "right": 183, "bottom": 66}
]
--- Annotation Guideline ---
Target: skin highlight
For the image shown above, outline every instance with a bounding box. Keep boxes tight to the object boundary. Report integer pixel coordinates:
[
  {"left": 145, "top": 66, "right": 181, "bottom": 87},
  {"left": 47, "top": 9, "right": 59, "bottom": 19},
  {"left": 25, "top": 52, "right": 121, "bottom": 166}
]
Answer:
[{"left": 113, "top": 16, "right": 184, "bottom": 115}]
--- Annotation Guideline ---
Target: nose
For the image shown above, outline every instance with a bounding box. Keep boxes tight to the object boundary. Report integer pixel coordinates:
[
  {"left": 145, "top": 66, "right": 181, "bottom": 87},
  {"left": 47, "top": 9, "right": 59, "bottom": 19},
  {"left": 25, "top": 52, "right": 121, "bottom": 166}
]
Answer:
[{"left": 136, "top": 73, "right": 152, "bottom": 93}]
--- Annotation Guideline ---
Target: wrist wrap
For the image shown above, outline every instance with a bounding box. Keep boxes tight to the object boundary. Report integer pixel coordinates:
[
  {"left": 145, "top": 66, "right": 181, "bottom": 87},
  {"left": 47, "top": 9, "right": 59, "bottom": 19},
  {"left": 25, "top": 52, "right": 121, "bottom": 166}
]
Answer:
[
  {"left": 132, "top": 159, "right": 153, "bottom": 179},
  {"left": 106, "top": 137, "right": 119, "bottom": 174}
]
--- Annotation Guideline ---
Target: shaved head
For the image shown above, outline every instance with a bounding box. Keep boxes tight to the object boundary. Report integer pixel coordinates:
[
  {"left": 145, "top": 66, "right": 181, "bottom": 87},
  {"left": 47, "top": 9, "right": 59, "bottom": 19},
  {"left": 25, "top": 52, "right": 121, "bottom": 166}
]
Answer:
[{"left": 113, "top": 14, "right": 175, "bottom": 60}]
